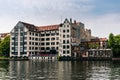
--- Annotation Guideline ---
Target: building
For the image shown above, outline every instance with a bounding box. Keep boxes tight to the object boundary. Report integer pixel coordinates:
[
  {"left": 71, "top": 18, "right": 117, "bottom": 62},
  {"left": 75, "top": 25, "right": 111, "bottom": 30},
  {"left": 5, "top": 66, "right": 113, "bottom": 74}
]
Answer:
[
  {"left": 10, "top": 18, "right": 91, "bottom": 59},
  {"left": 0, "top": 33, "right": 10, "bottom": 40}
]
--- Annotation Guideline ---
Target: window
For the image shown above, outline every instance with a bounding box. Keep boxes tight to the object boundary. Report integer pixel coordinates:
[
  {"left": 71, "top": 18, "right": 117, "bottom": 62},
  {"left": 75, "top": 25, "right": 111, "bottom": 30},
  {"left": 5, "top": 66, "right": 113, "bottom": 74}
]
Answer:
[
  {"left": 67, "top": 29, "right": 69, "bottom": 32},
  {"left": 35, "top": 33, "right": 38, "bottom": 36},
  {"left": 63, "top": 45, "right": 66, "bottom": 49},
  {"left": 32, "top": 42, "right": 34, "bottom": 45},
  {"left": 41, "top": 43, "right": 44, "bottom": 45},
  {"left": 67, "top": 35, "right": 69, "bottom": 38},
  {"left": 56, "top": 37, "right": 59, "bottom": 40},
  {"left": 35, "top": 47, "right": 38, "bottom": 50},
  {"left": 56, "top": 47, "right": 58, "bottom": 50},
  {"left": 20, "top": 33, "right": 23, "bottom": 36},
  {"left": 29, "top": 47, "right": 31, "bottom": 50},
  {"left": 63, "top": 40, "right": 65, "bottom": 43},
  {"left": 14, "top": 42, "right": 18, "bottom": 46},
  {"left": 67, "top": 40, "right": 69, "bottom": 43},
  {"left": 12, "top": 47, "right": 14, "bottom": 50},
  {"left": 29, "top": 37, "right": 31, "bottom": 40},
  {"left": 46, "top": 34, "right": 50, "bottom": 36},
  {"left": 29, "top": 32, "right": 31, "bottom": 35},
  {"left": 24, "top": 32, "right": 27, "bottom": 35},
  {"left": 24, "top": 37, "right": 27, "bottom": 40},
  {"left": 12, "top": 42, "right": 14, "bottom": 45},
  {"left": 63, "top": 50, "right": 65, "bottom": 54},
  {"left": 56, "top": 33, "right": 59, "bottom": 35},
  {"left": 67, "top": 50, "right": 70, "bottom": 54},
  {"left": 20, "top": 42, "right": 23, "bottom": 46},
  {"left": 67, "top": 25, "right": 69, "bottom": 27},
  {"left": 20, "top": 47, "right": 23, "bottom": 52},
  {"left": 46, "top": 38, "right": 50, "bottom": 41},
  {"left": 51, "top": 37, "right": 55, "bottom": 40},
  {"left": 24, "top": 42, "right": 27, "bottom": 45},
  {"left": 41, "top": 34, "right": 45, "bottom": 36},
  {"left": 51, "top": 42, "right": 55, "bottom": 45},
  {"left": 63, "top": 35, "right": 65, "bottom": 38},
  {"left": 29, "top": 42, "right": 31, "bottom": 45},
  {"left": 41, "top": 38, "right": 45, "bottom": 41},
  {"left": 35, "top": 38, "right": 38, "bottom": 41},
  {"left": 46, "top": 47, "right": 50, "bottom": 50},
  {"left": 51, "top": 47, "right": 55, "bottom": 49},
  {"left": 32, "top": 37, "right": 34, "bottom": 40},
  {"left": 35, "top": 42, "right": 38, "bottom": 45},
  {"left": 56, "top": 42, "right": 59, "bottom": 45},
  {"left": 12, "top": 37, "right": 15, "bottom": 40},
  {"left": 51, "top": 33, "right": 55, "bottom": 36},
  {"left": 46, "top": 42, "right": 50, "bottom": 45},
  {"left": 32, "top": 33, "right": 34, "bottom": 36},
  {"left": 63, "top": 30, "right": 65, "bottom": 33},
  {"left": 41, "top": 47, "right": 45, "bottom": 50},
  {"left": 32, "top": 47, "right": 34, "bottom": 50},
  {"left": 20, "top": 37, "right": 23, "bottom": 41},
  {"left": 67, "top": 45, "right": 69, "bottom": 49}
]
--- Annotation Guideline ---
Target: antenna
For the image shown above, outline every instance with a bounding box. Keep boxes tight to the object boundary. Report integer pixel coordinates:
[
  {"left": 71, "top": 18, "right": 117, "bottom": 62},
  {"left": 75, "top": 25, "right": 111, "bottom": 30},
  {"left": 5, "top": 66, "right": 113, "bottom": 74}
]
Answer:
[{"left": 61, "top": 16, "right": 62, "bottom": 23}]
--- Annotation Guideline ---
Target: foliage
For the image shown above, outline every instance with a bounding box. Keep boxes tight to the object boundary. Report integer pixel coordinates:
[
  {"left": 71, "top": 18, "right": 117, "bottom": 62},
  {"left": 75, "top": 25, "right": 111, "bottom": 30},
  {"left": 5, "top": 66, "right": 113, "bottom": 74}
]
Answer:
[
  {"left": 108, "top": 33, "right": 120, "bottom": 57},
  {"left": 88, "top": 43, "right": 99, "bottom": 49},
  {"left": 108, "top": 33, "right": 114, "bottom": 48},
  {"left": 0, "top": 35, "right": 10, "bottom": 57}
]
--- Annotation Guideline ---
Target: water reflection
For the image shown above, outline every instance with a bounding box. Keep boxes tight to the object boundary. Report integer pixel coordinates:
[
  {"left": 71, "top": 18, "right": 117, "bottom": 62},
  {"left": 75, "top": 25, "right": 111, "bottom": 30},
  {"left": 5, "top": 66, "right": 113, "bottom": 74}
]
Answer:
[{"left": 0, "top": 60, "right": 120, "bottom": 80}]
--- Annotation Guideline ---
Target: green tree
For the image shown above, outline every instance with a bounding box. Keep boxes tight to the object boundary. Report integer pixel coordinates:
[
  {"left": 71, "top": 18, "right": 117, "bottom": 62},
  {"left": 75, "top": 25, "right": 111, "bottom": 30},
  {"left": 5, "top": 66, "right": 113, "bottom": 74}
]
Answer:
[
  {"left": 108, "top": 33, "right": 120, "bottom": 57},
  {"left": 0, "top": 38, "right": 1, "bottom": 43},
  {"left": 0, "top": 35, "right": 10, "bottom": 57},
  {"left": 108, "top": 33, "right": 114, "bottom": 48}
]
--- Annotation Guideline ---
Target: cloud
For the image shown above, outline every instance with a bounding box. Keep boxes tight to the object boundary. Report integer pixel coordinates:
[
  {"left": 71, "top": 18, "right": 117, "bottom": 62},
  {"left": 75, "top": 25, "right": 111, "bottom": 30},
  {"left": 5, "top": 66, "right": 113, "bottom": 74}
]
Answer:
[
  {"left": 83, "top": 13, "right": 120, "bottom": 38},
  {"left": 0, "top": 0, "right": 120, "bottom": 38},
  {"left": 0, "top": 0, "right": 94, "bottom": 32}
]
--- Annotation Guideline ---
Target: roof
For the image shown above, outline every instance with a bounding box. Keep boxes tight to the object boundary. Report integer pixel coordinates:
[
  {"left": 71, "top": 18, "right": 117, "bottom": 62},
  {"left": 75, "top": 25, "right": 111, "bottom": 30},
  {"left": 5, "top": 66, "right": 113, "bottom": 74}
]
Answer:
[
  {"left": 100, "top": 38, "right": 107, "bottom": 41},
  {"left": 37, "top": 25, "right": 59, "bottom": 31},
  {"left": 20, "top": 21, "right": 59, "bottom": 32},
  {"left": 0, "top": 33, "right": 9, "bottom": 38},
  {"left": 20, "top": 21, "right": 39, "bottom": 32}
]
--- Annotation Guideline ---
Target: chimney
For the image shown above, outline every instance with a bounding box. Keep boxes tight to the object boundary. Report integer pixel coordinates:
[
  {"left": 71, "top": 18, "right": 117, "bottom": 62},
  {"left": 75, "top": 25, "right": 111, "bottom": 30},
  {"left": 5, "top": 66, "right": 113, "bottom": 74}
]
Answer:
[
  {"left": 70, "top": 18, "right": 72, "bottom": 23},
  {"left": 74, "top": 20, "right": 76, "bottom": 24}
]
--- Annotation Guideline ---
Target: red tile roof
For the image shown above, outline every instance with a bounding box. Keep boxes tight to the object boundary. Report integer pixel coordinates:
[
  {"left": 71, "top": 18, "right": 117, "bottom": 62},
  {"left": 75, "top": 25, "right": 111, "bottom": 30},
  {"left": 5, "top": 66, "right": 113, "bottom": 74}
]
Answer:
[
  {"left": 21, "top": 21, "right": 59, "bottom": 32},
  {"left": 100, "top": 38, "right": 107, "bottom": 41},
  {"left": 0, "top": 33, "right": 9, "bottom": 38},
  {"left": 37, "top": 25, "right": 59, "bottom": 31}
]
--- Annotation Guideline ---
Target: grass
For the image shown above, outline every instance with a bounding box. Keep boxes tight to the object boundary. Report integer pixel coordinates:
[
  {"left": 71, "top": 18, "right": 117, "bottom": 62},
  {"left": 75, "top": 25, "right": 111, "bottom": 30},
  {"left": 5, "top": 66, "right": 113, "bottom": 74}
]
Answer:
[{"left": 0, "top": 56, "right": 9, "bottom": 60}]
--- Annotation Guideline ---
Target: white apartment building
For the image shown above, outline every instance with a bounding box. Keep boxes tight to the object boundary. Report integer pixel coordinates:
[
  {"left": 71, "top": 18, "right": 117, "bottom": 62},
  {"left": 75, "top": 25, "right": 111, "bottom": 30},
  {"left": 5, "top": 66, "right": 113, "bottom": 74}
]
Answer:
[{"left": 10, "top": 18, "right": 91, "bottom": 59}]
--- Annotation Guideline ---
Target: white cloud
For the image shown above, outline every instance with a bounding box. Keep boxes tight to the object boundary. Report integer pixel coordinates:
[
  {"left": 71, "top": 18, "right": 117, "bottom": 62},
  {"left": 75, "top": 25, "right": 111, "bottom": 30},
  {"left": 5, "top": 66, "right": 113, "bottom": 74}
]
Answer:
[
  {"left": 0, "top": 0, "right": 120, "bottom": 38},
  {"left": 83, "top": 13, "right": 120, "bottom": 38}
]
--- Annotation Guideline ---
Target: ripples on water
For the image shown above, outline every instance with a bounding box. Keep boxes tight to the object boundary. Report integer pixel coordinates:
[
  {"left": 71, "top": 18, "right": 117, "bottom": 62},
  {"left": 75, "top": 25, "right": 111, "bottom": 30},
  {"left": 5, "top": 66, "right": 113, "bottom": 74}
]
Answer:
[{"left": 0, "top": 60, "right": 120, "bottom": 80}]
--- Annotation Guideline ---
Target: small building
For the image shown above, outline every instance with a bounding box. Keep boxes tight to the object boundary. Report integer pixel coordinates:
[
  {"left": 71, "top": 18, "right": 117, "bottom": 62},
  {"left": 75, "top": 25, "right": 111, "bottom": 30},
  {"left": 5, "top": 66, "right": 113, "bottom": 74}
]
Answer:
[
  {"left": 0, "top": 33, "right": 10, "bottom": 40},
  {"left": 87, "top": 49, "right": 112, "bottom": 58}
]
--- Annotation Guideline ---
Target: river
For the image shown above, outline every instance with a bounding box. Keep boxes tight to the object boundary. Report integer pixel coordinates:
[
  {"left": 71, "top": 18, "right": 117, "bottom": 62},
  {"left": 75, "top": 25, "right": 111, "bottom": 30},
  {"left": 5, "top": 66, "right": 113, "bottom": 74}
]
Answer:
[{"left": 0, "top": 60, "right": 120, "bottom": 80}]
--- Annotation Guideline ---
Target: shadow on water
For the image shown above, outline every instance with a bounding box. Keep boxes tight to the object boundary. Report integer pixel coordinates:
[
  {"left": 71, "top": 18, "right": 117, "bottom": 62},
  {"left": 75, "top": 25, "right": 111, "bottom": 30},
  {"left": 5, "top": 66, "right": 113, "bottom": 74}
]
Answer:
[
  {"left": 0, "top": 60, "right": 9, "bottom": 69},
  {"left": 0, "top": 60, "right": 120, "bottom": 80}
]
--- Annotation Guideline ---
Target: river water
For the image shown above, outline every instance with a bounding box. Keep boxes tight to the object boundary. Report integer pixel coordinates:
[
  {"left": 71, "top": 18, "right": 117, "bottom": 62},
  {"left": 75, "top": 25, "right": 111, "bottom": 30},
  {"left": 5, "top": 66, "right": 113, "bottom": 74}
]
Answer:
[{"left": 0, "top": 60, "right": 120, "bottom": 80}]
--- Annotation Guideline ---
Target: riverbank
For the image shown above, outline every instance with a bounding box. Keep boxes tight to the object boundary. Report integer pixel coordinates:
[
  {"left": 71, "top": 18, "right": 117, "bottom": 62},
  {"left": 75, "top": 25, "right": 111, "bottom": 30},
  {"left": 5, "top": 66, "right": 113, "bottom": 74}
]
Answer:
[
  {"left": 0, "top": 57, "right": 9, "bottom": 60},
  {"left": 1, "top": 56, "right": 120, "bottom": 61}
]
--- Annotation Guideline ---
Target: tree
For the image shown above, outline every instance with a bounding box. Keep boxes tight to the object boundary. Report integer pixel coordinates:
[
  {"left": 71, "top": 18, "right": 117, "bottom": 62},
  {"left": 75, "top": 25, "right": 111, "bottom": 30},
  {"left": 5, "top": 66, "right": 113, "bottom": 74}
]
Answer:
[
  {"left": 0, "top": 38, "right": 1, "bottom": 43},
  {"left": 108, "top": 33, "right": 120, "bottom": 57},
  {"left": 108, "top": 33, "right": 114, "bottom": 48},
  {"left": 0, "top": 35, "right": 10, "bottom": 57}
]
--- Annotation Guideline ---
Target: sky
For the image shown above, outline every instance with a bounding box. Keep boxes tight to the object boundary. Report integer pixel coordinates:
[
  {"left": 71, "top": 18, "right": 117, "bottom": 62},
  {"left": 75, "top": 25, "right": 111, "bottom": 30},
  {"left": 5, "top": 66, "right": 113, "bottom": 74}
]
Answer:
[{"left": 0, "top": 0, "right": 120, "bottom": 38}]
